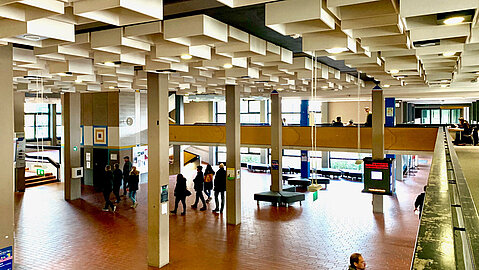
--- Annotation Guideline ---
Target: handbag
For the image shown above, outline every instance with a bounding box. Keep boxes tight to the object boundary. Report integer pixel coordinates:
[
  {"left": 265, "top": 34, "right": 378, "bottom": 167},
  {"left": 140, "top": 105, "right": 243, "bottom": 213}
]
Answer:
[
  {"left": 185, "top": 189, "right": 192, "bottom": 196},
  {"left": 204, "top": 174, "right": 213, "bottom": 183}
]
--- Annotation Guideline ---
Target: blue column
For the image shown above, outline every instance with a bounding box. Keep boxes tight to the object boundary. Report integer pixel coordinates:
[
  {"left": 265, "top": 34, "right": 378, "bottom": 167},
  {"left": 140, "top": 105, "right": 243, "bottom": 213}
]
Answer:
[
  {"left": 385, "top": 97, "right": 395, "bottom": 127},
  {"left": 300, "top": 100, "right": 310, "bottom": 179}
]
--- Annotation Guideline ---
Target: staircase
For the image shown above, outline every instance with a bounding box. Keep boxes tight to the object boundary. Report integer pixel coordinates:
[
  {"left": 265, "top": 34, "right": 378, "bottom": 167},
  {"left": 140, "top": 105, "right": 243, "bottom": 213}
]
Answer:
[{"left": 25, "top": 173, "right": 59, "bottom": 187}]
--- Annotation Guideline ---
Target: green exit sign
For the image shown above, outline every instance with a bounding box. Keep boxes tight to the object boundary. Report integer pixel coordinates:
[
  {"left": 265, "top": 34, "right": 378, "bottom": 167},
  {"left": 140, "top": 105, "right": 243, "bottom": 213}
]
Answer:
[
  {"left": 36, "top": 169, "right": 45, "bottom": 176},
  {"left": 313, "top": 191, "right": 318, "bottom": 201},
  {"left": 73, "top": 146, "right": 78, "bottom": 151}
]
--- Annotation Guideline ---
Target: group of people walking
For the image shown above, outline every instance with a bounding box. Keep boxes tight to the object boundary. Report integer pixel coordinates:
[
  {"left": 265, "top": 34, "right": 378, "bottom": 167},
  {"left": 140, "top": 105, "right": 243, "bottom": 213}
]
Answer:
[
  {"left": 102, "top": 156, "right": 140, "bottom": 212},
  {"left": 171, "top": 163, "right": 226, "bottom": 215}
]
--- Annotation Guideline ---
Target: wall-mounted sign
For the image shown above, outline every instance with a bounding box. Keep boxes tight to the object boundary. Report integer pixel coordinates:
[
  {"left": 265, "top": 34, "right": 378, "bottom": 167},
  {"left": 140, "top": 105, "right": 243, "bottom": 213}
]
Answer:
[
  {"left": 271, "top": 160, "right": 279, "bottom": 170},
  {"left": 86, "top": 152, "right": 91, "bottom": 161},
  {"left": 161, "top": 185, "right": 168, "bottom": 203},
  {"left": 0, "top": 246, "right": 13, "bottom": 270},
  {"left": 36, "top": 169, "right": 45, "bottom": 176},
  {"left": 86, "top": 161, "right": 91, "bottom": 169},
  {"left": 227, "top": 168, "right": 235, "bottom": 180},
  {"left": 110, "top": 153, "right": 118, "bottom": 161},
  {"left": 15, "top": 138, "right": 25, "bottom": 169}
]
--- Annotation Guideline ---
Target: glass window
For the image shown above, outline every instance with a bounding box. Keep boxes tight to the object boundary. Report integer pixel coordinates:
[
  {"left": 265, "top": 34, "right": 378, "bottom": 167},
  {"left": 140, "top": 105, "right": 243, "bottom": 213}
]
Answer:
[
  {"left": 218, "top": 146, "right": 227, "bottom": 152},
  {"left": 240, "top": 147, "right": 249, "bottom": 154},
  {"left": 441, "top": 109, "right": 450, "bottom": 124},
  {"left": 56, "top": 114, "right": 62, "bottom": 126},
  {"left": 431, "top": 109, "right": 440, "bottom": 124},
  {"left": 217, "top": 153, "right": 226, "bottom": 163},
  {"left": 309, "top": 101, "right": 322, "bottom": 112},
  {"left": 421, "top": 109, "right": 430, "bottom": 124},
  {"left": 24, "top": 103, "right": 49, "bottom": 113},
  {"left": 25, "top": 115, "right": 35, "bottom": 127},
  {"left": 241, "top": 154, "right": 261, "bottom": 164},
  {"left": 56, "top": 104, "right": 62, "bottom": 113},
  {"left": 281, "top": 99, "right": 301, "bottom": 113},
  {"left": 56, "top": 126, "right": 62, "bottom": 138},
  {"left": 249, "top": 148, "right": 261, "bottom": 154},
  {"left": 217, "top": 101, "right": 226, "bottom": 114},
  {"left": 217, "top": 114, "right": 226, "bottom": 123},
  {"left": 25, "top": 127, "right": 34, "bottom": 140},
  {"left": 282, "top": 156, "right": 300, "bottom": 169},
  {"left": 451, "top": 109, "right": 461, "bottom": 124},
  {"left": 249, "top": 101, "right": 261, "bottom": 113},
  {"left": 240, "top": 100, "right": 248, "bottom": 113},
  {"left": 35, "top": 126, "right": 49, "bottom": 138},
  {"left": 284, "top": 149, "right": 301, "bottom": 156},
  {"left": 36, "top": 115, "right": 49, "bottom": 126}
]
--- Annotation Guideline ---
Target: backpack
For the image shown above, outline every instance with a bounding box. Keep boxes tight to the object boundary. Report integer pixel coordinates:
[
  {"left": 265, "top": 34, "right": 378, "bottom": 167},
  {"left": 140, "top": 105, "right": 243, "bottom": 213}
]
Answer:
[{"left": 204, "top": 173, "right": 213, "bottom": 183}]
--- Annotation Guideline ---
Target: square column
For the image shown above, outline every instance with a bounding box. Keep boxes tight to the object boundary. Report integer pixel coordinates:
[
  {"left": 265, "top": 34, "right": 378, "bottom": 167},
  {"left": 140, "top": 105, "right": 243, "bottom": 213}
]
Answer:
[
  {"left": 51, "top": 104, "right": 59, "bottom": 146},
  {"left": 372, "top": 87, "right": 384, "bottom": 213},
  {"left": 147, "top": 72, "right": 169, "bottom": 268},
  {"left": 14, "top": 91, "right": 25, "bottom": 192},
  {"left": 62, "top": 92, "right": 82, "bottom": 201},
  {"left": 0, "top": 44, "right": 15, "bottom": 265},
  {"left": 171, "top": 94, "right": 184, "bottom": 175},
  {"left": 270, "top": 90, "right": 282, "bottom": 192},
  {"left": 300, "top": 100, "right": 310, "bottom": 179},
  {"left": 225, "top": 84, "right": 241, "bottom": 225}
]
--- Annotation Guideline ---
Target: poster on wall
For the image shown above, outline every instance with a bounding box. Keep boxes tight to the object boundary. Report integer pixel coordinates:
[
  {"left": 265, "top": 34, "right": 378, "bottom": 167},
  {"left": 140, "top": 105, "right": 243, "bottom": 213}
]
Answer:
[
  {"left": 15, "top": 138, "right": 26, "bottom": 169},
  {"left": 0, "top": 246, "right": 13, "bottom": 270},
  {"left": 132, "top": 146, "right": 148, "bottom": 174}
]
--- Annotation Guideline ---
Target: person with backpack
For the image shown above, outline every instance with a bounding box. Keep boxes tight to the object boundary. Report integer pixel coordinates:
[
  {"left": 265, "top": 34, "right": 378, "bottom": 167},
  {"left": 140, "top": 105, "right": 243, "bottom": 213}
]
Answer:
[
  {"left": 191, "top": 165, "right": 207, "bottom": 211},
  {"left": 203, "top": 164, "right": 215, "bottom": 202},
  {"left": 128, "top": 166, "right": 140, "bottom": 208}
]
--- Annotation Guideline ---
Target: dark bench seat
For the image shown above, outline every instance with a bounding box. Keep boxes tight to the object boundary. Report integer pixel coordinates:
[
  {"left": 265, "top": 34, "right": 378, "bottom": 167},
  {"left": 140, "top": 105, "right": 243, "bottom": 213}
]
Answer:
[
  {"left": 311, "top": 177, "right": 331, "bottom": 189},
  {"left": 341, "top": 170, "right": 363, "bottom": 181},
  {"left": 279, "top": 191, "right": 305, "bottom": 206},
  {"left": 287, "top": 178, "right": 312, "bottom": 187},
  {"left": 318, "top": 168, "right": 342, "bottom": 179},
  {"left": 254, "top": 190, "right": 305, "bottom": 206}
]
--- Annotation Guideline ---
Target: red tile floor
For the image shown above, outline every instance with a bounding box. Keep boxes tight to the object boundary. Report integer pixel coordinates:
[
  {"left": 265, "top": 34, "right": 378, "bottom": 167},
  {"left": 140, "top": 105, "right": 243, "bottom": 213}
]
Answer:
[{"left": 14, "top": 156, "right": 430, "bottom": 270}]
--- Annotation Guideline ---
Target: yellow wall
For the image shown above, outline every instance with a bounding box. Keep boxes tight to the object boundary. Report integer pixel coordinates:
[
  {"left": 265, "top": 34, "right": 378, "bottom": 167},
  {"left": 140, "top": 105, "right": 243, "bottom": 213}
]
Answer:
[
  {"left": 328, "top": 101, "right": 372, "bottom": 124},
  {"left": 184, "top": 101, "right": 212, "bottom": 124}
]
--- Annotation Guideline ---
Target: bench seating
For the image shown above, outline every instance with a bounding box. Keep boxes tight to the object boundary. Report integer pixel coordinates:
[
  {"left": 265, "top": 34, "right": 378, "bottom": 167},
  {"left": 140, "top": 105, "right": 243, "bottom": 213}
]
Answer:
[
  {"left": 279, "top": 191, "right": 305, "bottom": 206},
  {"left": 287, "top": 178, "right": 312, "bottom": 187},
  {"left": 318, "top": 169, "right": 342, "bottom": 179},
  {"left": 341, "top": 170, "right": 363, "bottom": 181},
  {"left": 311, "top": 177, "right": 330, "bottom": 189},
  {"left": 254, "top": 190, "right": 305, "bottom": 206}
]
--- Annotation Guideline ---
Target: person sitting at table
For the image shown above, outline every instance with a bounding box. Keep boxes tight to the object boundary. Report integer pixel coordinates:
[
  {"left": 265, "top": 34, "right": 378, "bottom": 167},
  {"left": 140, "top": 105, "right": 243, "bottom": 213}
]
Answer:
[
  {"left": 455, "top": 117, "right": 472, "bottom": 145},
  {"left": 346, "top": 119, "right": 354, "bottom": 126},
  {"left": 332, "top": 116, "right": 344, "bottom": 127}
]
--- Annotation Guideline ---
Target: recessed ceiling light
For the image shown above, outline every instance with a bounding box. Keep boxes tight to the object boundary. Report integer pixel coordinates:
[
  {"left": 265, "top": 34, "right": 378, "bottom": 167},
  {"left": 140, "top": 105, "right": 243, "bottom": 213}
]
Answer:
[
  {"left": 223, "top": 63, "right": 233, "bottom": 69},
  {"left": 326, "top": 47, "right": 348, "bottom": 54},
  {"left": 277, "top": 88, "right": 284, "bottom": 91},
  {"left": 104, "top": 61, "right": 116, "bottom": 67},
  {"left": 441, "top": 80, "right": 449, "bottom": 83},
  {"left": 383, "top": 84, "right": 390, "bottom": 88},
  {"left": 441, "top": 84, "right": 448, "bottom": 88},
  {"left": 22, "top": 34, "right": 42, "bottom": 41},
  {"left": 321, "top": 86, "right": 328, "bottom": 89},
  {"left": 389, "top": 69, "right": 400, "bottom": 74},
  {"left": 181, "top": 54, "right": 193, "bottom": 60},
  {"left": 444, "top": 16, "right": 465, "bottom": 25},
  {"left": 75, "top": 79, "right": 82, "bottom": 83},
  {"left": 109, "top": 86, "right": 115, "bottom": 89},
  {"left": 58, "top": 72, "right": 70, "bottom": 77},
  {"left": 443, "top": 51, "right": 456, "bottom": 57}
]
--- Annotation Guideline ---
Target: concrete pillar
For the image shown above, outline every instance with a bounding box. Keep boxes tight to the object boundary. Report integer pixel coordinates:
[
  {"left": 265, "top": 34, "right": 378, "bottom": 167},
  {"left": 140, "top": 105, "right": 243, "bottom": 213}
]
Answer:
[
  {"left": 51, "top": 104, "right": 58, "bottom": 146},
  {"left": 396, "top": 154, "right": 403, "bottom": 181},
  {"left": 259, "top": 100, "right": 267, "bottom": 123},
  {"left": 321, "top": 102, "right": 329, "bottom": 124},
  {"left": 372, "top": 86, "right": 384, "bottom": 213},
  {"left": 226, "top": 85, "right": 241, "bottom": 225},
  {"left": 270, "top": 90, "right": 282, "bottom": 192},
  {"left": 147, "top": 72, "right": 170, "bottom": 268},
  {"left": 62, "top": 92, "right": 82, "bottom": 201},
  {"left": 171, "top": 94, "right": 184, "bottom": 175},
  {"left": 321, "top": 152, "right": 329, "bottom": 168},
  {"left": 14, "top": 91, "right": 25, "bottom": 192},
  {"left": 260, "top": 149, "right": 268, "bottom": 164},
  {"left": 300, "top": 100, "right": 310, "bottom": 179},
  {"left": 0, "top": 44, "right": 15, "bottom": 263}
]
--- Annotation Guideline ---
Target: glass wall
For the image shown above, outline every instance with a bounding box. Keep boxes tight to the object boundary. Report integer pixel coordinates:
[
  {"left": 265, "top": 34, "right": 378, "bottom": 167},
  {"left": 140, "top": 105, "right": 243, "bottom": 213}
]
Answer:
[
  {"left": 420, "top": 108, "right": 462, "bottom": 124},
  {"left": 329, "top": 152, "right": 371, "bottom": 170},
  {"left": 24, "top": 103, "right": 61, "bottom": 141}
]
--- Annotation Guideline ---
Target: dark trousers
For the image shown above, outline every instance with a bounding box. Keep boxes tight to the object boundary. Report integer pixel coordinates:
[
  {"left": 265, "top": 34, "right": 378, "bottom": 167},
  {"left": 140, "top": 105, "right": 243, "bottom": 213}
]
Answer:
[
  {"left": 193, "top": 190, "right": 206, "bottom": 207},
  {"left": 113, "top": 185, "right": 121, "bottom": 201},
  {"left": 174, "top": 196, "right": 186, "bottom": 213},
  {"left": 122, "top": 176, "right": 128, "bottom": 195},
  {"left": 103, "top": 191, "right": 114, "bottom": 210},
  {"left": 214, "top": 191, "right": 225, "bottom": 211}
]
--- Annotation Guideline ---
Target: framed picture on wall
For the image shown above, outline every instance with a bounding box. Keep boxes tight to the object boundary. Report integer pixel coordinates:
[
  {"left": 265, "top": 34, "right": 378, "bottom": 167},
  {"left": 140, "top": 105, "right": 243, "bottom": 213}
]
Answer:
[{"left": 93, "top": 126, "right": 108, "bottom": 146}]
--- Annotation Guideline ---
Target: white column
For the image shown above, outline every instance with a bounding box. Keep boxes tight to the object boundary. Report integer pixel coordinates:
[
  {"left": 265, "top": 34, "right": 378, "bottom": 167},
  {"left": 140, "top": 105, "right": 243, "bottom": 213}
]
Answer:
[
  {"left": 0, "top": 44, "right": 14, "bottom": 266},
  {"left": 372, "top": 88, "right": 384, "bottom": 213},
  {"left": 147, "top": 72, "right": 169, "bottom": 267}
]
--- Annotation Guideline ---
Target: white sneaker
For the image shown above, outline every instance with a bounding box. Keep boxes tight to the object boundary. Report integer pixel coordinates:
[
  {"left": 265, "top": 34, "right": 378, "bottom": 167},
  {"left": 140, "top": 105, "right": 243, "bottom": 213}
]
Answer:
[
  {"left": 102, "top": 208, "right": 109, "bottom": 212},
  {"left": 112, "top": 206, "right": 117, "bottom": 212},
  {"left": 133, "top": 202, "right": 138, "bottom": 208}
]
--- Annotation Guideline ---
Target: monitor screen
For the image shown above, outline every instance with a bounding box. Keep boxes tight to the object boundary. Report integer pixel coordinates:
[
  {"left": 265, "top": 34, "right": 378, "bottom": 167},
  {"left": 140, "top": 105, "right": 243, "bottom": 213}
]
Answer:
[{"left": 371, "top": 171, "right": 382, "bottom": 180}]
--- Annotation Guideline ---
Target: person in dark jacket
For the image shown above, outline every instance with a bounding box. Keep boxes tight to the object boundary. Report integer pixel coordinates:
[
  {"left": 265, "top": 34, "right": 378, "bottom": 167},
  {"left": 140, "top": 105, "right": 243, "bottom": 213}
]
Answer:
[
  {"left": 203, "top": 164, "right": 215, "bottom": 202},
  {"left": 212, "top": 163, "right": 226, "bottom": 213},
  {"left": 364, "top": 107, "right": 372, "bottom": 127},
  {"left": 171, "top": 174, "right": 188, "bottom": 215},
  {"left": 122, "top": 156, "right": 132, "bottom": 196},
  {"left": 102, "top": 165, "right": 116, "bottom": 212},
  {"left": 414, "top": 186, "right": 426, "bottom": 218},
  {"left": 332, "top": 116, "right": 344, "bottom": 127},
  {"left": 112, "top": 163, "right": 122, "bottom": 203},
  {"left": 128, "top": 166, "right": 140, "bottom": 208},
  {"left": 191, "top": 165, "right": 207, "bottom": 211}
]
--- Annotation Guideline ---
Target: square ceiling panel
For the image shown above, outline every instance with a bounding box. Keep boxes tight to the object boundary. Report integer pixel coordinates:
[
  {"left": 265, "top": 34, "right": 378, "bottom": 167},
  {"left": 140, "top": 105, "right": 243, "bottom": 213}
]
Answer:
[
  {"left": 164, "top": 14, "right": 227, "bottom": 46},
  {"left": 73, "top": 0, "right": 163, "bottom": 26},
  {"left": 216, "top": 0, "right": 275, "bottom": 8}
]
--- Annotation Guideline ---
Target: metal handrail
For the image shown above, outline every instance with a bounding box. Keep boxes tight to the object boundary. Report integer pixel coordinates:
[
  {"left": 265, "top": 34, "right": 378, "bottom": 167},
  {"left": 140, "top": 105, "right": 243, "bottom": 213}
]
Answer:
[{"left": 411, "top": 127, "right": 479, "bottom": 269}]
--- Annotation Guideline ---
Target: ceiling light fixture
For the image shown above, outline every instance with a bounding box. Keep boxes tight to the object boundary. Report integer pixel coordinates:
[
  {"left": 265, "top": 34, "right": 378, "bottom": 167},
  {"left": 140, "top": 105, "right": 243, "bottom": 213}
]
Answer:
[
  {"left": 58, "top": 72, "right": 71, "bottom": 77},
  {"left": 22, "top": 34, "right": 42, "bottom": 41},
  {"left": 441, "top": 84, "right": 448, "bottom": 88},
  {"left": 443, "top": 16, "right": 465, "bottom": 25},
  {"left": 321, "top": 86, "right": 328, "bottom": 89},
  {"left": 383, "top": 84, "right": 390, "bottom": 88},
  {"left": 389, "top": 69, "right": 400, "bottom": 74},
  {"left": 109, "top": 86, "right": 115, "bottom": 89},
  {"left": 181, "top": 54, "right": 193, "bottom": 60},
  {"left": 441, "top": 80, "right": 449, "bottom": 83},
  {"left": 223, "top": 63, "right": 233, "bottom": 69},
  {"left": 75, "top": 79, "right": 82, "bottom": 83},
  {"left": 443, "top": 51, "right": 456, "bottom": 57},
  {"left": 325, "top": 47, "right": 348, "bottom": 54},
  {"left": 104, "top": 61, "right": 116, "bottom": 67}
]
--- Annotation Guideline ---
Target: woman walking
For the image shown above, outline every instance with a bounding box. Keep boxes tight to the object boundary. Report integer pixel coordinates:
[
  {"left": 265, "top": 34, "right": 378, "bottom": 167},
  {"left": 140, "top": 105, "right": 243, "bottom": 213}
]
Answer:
[
  {"left": 204, "top": 164, "right": 215, "bottom": 202},
  {"left": 170, "top": 174, "right": 188, "bottom": 215},
  {"left": 128, "top": 166, "right": 140, "bottom": 208},
  {"left": 102, "top": 165, "right": 116, "bottom": 212}
]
